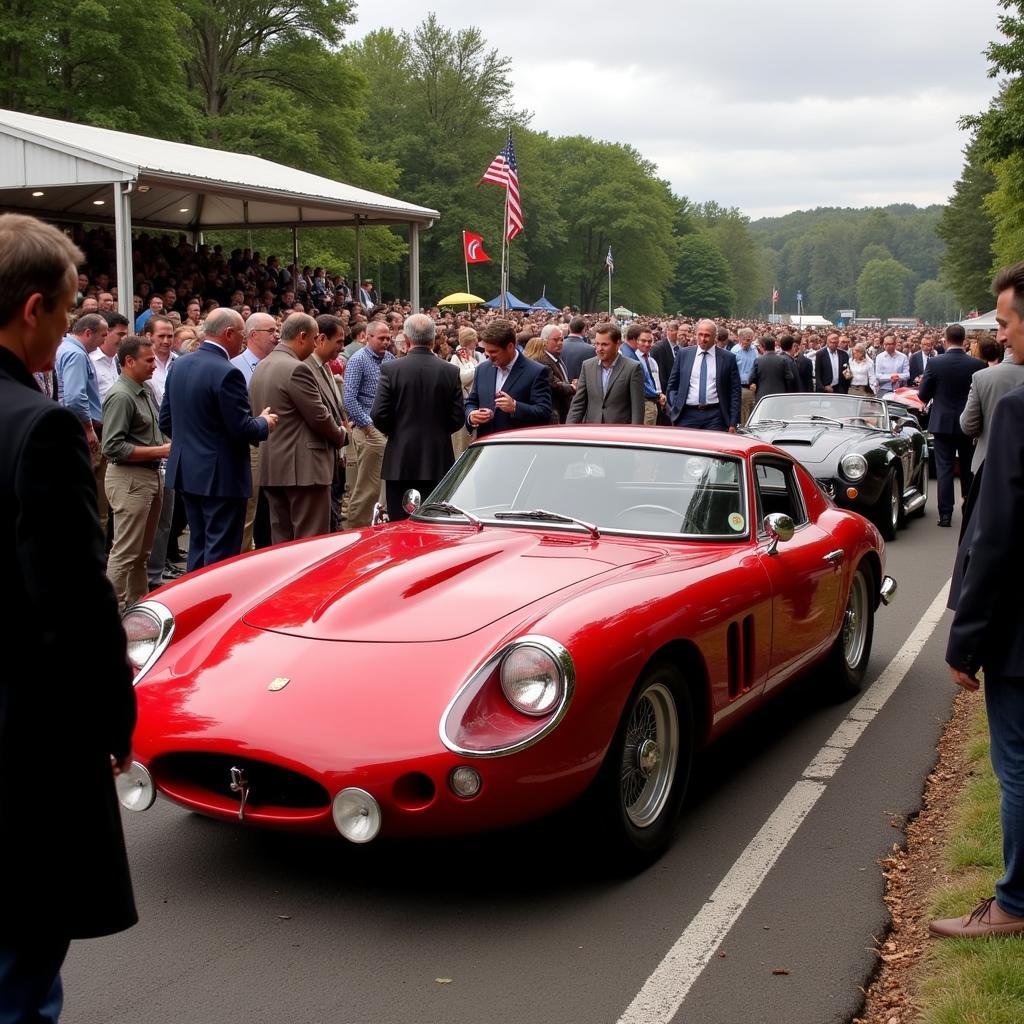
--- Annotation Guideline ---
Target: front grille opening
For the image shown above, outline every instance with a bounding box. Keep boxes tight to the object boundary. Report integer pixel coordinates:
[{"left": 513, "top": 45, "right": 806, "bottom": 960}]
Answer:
[{"left": 153, "top": 752, "right": 330, "bottom": 809}]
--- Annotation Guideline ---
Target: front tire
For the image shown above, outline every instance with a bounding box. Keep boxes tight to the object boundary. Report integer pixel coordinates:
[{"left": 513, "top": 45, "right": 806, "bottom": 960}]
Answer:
[
  {"left": 592, "top": 664, "right": 693, "bottom": 867},
  {"left": 822, "top": 562, "right": 875, "bottom": 699},
  {"left": 911, "top": 459, "right": 928, "bottom": 518},
  {"left": 873, "top": 470, "right": 900, "bottom": 541}
]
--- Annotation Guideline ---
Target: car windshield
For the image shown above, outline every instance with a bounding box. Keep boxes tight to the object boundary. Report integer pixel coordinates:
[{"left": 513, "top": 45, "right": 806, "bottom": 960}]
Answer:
[
  {"left": 748, "top": 393, "right": 890, "bottom": 430},
  {"left": 418, "top": 442, "right": 748, "bottom": 539}
]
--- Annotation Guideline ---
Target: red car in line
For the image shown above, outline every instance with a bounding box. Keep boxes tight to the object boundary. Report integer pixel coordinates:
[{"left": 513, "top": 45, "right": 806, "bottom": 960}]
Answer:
[{"left": 118, "top": 426, "right": 896, "bottom": 865}]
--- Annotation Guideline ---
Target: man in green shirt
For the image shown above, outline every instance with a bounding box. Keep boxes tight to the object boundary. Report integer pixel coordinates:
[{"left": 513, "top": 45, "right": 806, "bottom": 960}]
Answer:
[{"left": 101, "top": 336, "right": 171, "bottom": 610}]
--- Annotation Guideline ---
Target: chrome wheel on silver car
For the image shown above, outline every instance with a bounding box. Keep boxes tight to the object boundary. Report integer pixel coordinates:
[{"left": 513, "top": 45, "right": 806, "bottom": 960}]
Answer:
[{"left": 621, "top": 682, "right": 679, "bottom": 828}]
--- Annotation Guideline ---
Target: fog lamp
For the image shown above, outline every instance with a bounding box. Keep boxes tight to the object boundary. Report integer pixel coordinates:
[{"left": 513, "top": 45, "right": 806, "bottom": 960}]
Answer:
[
  {"left": 846, "top": 487, "right": 859, "bottom": 499},
  {"left": 332, "top": 787, "right": 381, "bottom": 843},
  {"left": 449, "top": 766, "right": 482, "bottom": 798},
  {"left": 115, "top": 761, "right": 156, "bottom": 812}
]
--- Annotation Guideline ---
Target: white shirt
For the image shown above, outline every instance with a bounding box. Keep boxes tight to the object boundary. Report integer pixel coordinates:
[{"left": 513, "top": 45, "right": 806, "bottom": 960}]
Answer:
[
  {"left": 848, "top": 357, "right": 876, "bottom": 390},
  {"left": 828, "top": 348, "right": 839, "bottom": 385},
  {"left": 495, "top": 351, "right": 519, "bottom": 393},
  {"left": 149, "top": 353, "right": 174, "bottom": 407},
  {"left": 640, "top": 351, "right": 661, "bottom": 393},
  {"left": 686, "top": 347, "right": 718, "bottom": 405},
  {"left": 874, "top": 350, "right": 910, "bottom": 393},
  {"left": 90, "top": 348, "right": 119, "bottom": 401}
]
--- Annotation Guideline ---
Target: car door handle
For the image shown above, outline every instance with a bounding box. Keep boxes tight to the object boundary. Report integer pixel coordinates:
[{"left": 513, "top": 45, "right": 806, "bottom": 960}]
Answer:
[{"left": 823, "top": 549, "right": 843, "bottom": 564}]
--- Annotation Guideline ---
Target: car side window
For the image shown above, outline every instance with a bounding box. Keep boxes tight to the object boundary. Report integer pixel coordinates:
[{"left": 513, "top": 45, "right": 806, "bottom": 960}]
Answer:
[{"left": 753, "top": 459, "right": 808, "bottom": 530}]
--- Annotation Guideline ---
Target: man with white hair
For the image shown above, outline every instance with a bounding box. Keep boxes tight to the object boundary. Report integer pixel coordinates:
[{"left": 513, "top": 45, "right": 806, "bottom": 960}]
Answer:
[
  {"left": 371, "top": 313, "right": 464, "bottom": 521},
  {"left": 539, "top": 323, "right": 574, "bottom": 423}
]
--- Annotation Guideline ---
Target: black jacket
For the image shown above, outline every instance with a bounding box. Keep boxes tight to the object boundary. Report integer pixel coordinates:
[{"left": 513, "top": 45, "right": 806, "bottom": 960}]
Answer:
[
  {"left": 814, "top": 347, "right": 850, "bottom": 393},
  {"left": 917, "top": 348, "right": 986, "bottom": 435},
  {"left": 0, "top": 346, "right": 136, "bottom": 940},
  {"left": 372, "top": 346, "right": 465, "bottom": 480},
  {"left": 947, "top": 385, "right": 1024, "bottom": 677},
  {"left": 750, "top": 352, "right": 796, "bottom": 399},
  {"left": 650, "top": 338, "right": 676, "bottom": 391}
]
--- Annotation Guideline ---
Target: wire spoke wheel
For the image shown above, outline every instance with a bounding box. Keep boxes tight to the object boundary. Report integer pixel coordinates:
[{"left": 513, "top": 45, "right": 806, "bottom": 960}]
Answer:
[{"left": 619, "top": 682, "right": 679, "bottom": 829}]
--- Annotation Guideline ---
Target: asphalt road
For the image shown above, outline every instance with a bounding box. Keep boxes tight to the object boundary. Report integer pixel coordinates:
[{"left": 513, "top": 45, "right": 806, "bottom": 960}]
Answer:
[{"left": 64, "top": 507, "right": 963, "bottom": 1024}]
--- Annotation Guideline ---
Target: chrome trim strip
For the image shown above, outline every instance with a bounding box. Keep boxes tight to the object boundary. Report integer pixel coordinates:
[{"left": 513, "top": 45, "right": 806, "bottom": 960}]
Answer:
[
  {"left": 439, "top": 635, "right": 576, "bottom": 758},
  {"left": 123, "top": 600, "right": 175, "bottom": 685}
]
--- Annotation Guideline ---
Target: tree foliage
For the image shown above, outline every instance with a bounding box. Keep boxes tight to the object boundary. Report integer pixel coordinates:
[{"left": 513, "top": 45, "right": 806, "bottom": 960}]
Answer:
[
  {"left": 672, "top": 234, "right": 735, "bottom": 317},
  {"left": 856, "top": 258, "right": 914, "bottom": 319},
  {"left": 913, "top": 279, "right": 957, "bottom": 324}
]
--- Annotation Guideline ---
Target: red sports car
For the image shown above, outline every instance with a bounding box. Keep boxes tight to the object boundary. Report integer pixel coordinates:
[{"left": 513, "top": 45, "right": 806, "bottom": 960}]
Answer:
[{"left": 118, "top": 426, "right": 896, "bottom": 864}]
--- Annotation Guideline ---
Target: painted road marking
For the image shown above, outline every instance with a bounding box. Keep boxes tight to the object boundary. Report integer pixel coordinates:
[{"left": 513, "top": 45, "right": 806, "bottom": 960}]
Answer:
[{"left": 617, "top": 578, "right": 952, "bottom": 1024}]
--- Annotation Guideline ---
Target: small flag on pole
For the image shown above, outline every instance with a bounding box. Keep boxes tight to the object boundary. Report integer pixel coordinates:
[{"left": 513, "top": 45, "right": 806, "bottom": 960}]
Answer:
[
  {"left": 480, "top": 128, "right": 523, "bottom": 240},
  {"left": 606, "top": 247, "right": 614, "bottom": 273},
  {"left": 772, "top": 287, "right": 779, "bottom": 304},
  {"left": 463, "top": 231, "right": 491, "bottom": 264}
]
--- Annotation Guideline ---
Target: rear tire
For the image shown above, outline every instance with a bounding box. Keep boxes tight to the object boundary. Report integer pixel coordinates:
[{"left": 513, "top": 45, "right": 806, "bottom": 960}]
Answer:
[
  {"left": 822, "top": 562, "right": 875, "bottom": 699},
  {"left": 591, "top": 664, "right": 693, "bottom": 869}
]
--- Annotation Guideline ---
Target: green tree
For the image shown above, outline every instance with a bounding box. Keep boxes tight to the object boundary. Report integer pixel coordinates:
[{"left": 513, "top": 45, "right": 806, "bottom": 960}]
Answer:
[
  {"left": 913, "top": 279, "right": 956, "bottom": 324},
  {"left": 856, "top": 258, "right": 914, "bottom": 319},
  {"left": 937, "top": 138, "right": 997, "bottom": 309},
  {"left": 672, "top": 234, "right": 735, "bottom": 317},
  {"left": 694, "top": 203, "right": 765, "bottom": 314}
]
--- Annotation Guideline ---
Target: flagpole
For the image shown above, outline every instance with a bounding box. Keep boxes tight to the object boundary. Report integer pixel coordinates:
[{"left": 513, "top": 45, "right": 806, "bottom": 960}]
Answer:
[
  {"left": 464, "top": 231, "right": 471, "bottom": 295},
  {"left": 771, "top": 287, "right": 776, "bottom": 318},
  {"left": 608, "top": 260, "right": 612, "bottom": 319}
]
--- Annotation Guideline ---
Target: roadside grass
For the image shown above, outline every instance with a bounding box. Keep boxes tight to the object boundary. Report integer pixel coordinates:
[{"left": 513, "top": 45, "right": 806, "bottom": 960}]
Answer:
[{"left": 918, "top": 701, "right": 1024, "bottom": 1024}]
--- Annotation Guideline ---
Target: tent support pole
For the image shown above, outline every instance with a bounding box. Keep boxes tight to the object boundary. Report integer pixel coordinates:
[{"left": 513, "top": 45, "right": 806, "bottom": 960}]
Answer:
[
  {"left": 355, "top": 217, "right": 362, "bottom": 296},
  {"left": 114, "top": 181, "right": 134, "bottom": 318},
  {"left": 409, "top": 222, "right": 420, "bottom": 312}
]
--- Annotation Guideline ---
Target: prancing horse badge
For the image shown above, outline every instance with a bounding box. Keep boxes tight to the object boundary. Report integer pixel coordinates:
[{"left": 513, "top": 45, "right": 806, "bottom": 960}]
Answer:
[{"left": 268, "top": 676, "right": 290, "bottom": 692}]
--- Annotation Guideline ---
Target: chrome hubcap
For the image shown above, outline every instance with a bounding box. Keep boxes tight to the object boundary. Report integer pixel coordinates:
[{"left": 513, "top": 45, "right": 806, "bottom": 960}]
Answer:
[
  {"left": 621, "top": 682, "right": 679, "bottom": 828},
  {"left": 843, "top": 572, "right": 869, "bottom": 669}
]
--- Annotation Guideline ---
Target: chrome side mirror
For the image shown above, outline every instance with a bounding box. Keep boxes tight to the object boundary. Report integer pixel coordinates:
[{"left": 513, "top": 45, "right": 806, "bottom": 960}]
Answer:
[
  {"left": 402, "top": 489, "right": 422, "bottom": 515},
  {"left": 371, "top": 502, "right": 389, "bottom": 526},
  {"left": 763, "top": 512, "right": 795, "bottom": 555}
]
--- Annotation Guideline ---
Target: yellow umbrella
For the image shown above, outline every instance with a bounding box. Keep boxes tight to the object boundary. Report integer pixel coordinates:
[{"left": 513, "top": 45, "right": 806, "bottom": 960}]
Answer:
[{"left": 437, "top": 292, "right": 484, "bottom": 306}]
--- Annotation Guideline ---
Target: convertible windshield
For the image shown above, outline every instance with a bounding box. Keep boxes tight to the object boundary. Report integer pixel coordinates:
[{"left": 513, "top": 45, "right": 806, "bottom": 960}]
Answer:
[
  {"left": 748, "top": 393, "right": 890, "bottom": 430},
  {"left": 419, "top": 442, "right": 748, "bottom": 538}
]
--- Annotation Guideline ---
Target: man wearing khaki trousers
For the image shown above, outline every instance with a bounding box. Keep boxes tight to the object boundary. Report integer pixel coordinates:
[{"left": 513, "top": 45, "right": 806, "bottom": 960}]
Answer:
[
  {"left": 101, "top": 336, "right": 170, "bottom": 610},
  {"left": 343, "top": 320, "right": 393, "bottom": 527}
]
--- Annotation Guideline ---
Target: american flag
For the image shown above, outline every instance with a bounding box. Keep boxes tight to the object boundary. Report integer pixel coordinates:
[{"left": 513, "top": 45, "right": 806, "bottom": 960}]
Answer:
[
  {"left": 772, "top": 287, "right": 779, "bottom": 304},
  {"left": 481, "top": 129, "right": 523, "bottom": 240},
  {"left": 606, "top": 247, "right": 614, "bottom": 273}
]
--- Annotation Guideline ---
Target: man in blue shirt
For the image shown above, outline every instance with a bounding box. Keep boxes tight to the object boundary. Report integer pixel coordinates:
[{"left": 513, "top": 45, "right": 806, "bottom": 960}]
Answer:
[
  {"left": 56, "top": 313, "right": 107, "bottom": 467},
  {"left": 343, "top": 319, "right": 393, "bottom": 527},
  {"left": 730, "top": 328, "right": 759, "bottom": 424},
  {"left": 134, "top": 294, "right": 164, "bottom": 333}
]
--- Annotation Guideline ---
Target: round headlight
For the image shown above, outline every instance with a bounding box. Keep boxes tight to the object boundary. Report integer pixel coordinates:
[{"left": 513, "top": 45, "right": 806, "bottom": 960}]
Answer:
[
  {"left": 122, "top": 606, "right": 161, "bottom": 673},
  {"left": 115, "top": 761, "right": 156, "bottom": 812},
  {"left": 500, "top": 645, "right": 563, "bottom": 716},
  {"left": 332, "top": 788, "right": 381, "bottom": 843},
  {"left": 840, "top": 453, "right": 868, "bottom": 482}
]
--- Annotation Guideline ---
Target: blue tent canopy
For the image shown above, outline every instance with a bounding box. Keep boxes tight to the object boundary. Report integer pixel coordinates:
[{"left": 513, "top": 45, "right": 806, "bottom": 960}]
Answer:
[
  {"left": 532, "top": 296, "right": 559, "bottom": 312},
  {"left": 482, "top": 291, "right": 534, "bottom": 311}
]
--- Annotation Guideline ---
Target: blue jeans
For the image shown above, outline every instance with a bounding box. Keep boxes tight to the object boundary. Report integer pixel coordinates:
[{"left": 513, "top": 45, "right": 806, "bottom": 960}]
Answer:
[
  {"left": 0, "top": 939, "right": 69, "bottom": 1024},
  {"left": 985, "top": 674, "right": 1024, "bottom": 917}
]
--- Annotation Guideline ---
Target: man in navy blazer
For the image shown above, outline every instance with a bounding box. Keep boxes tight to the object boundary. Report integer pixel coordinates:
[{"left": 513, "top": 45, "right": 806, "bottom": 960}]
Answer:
[
  {"left": 666, "top": 319, "right": 741, "bottom": 431},
  {"left": 908, "top": 333, "right": 938, "bottom": 386},
  {"left": 931, "top": 262, "right": 1024, "bottom": 940},
  {"left": 917, "top": 323, "right": 985, "bottom": 527},
  {"left": 465, "top": 319, "right": 551, "bottom": 437},
  {"left": 159, "top": 308, "right": 278, "bottom": 571}
]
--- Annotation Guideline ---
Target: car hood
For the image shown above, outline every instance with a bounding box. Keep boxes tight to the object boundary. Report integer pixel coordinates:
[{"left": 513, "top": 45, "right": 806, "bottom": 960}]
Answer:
[
  {"left": 746, "top": 423, "right": 854, "bottom": 466},
  {"left": 242, "top": 527, "right": 658, "bottom": 642}
]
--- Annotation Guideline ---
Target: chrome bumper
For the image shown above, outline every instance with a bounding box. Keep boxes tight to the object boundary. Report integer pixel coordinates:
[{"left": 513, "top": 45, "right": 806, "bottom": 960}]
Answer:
[{"left": 880, "top": 575, "right": 897, "bottom": 606}]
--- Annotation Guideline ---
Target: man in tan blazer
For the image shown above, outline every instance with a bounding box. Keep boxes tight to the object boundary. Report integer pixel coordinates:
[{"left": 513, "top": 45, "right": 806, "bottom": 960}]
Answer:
[
  {"left": 250, "top": 312, "right": 346, "bottom": 543},
  {"left": 566, "top": 323, "right": 645, "bottom": 424},
  {"left": 307, "top": 314, "right": 348, "bottom": 532}
]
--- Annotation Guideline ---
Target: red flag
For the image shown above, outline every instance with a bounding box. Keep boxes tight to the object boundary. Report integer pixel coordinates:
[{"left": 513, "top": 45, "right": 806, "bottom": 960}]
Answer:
[
  {"left": 463, "top": 231, "right": 490, "bottom": 264},
  {"left": 772, "top": 288, "right": 779, "bottom": 304},
  {"left": 480, "top": 129, "right": 524, "bottom": 240}
]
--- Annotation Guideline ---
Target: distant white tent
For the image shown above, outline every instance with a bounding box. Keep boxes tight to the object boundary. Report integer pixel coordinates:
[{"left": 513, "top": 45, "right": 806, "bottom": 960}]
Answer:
[
  {"left": 957, "top": 309, "right": 998, "bottom": 331},
  {"left": 786, "top": 314, "right": 833, "bottom": 329}
]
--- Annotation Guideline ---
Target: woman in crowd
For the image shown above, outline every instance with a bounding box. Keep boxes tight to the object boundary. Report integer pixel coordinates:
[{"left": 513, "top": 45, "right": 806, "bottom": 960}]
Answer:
[
  {"left": 450, "top": 327, "right": 483, "bottom": 457},
  {"left": 848, "top": 342, "right": 876, "bottom": 397}
]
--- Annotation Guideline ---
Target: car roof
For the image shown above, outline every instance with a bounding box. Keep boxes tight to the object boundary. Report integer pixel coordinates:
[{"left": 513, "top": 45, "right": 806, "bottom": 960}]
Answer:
[{"left": 474, "top": 425, "right": 777, "bottom": 458}]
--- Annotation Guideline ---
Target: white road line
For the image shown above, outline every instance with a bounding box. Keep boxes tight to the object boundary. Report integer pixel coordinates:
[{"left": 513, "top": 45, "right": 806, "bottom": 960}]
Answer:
[{"left": 617, "top": 578, "right": 952, "bottom": 1024}]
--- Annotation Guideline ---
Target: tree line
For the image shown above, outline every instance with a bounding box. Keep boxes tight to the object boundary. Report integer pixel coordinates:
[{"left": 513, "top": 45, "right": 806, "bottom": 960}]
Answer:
[{"left": 0, "top": 1, "right": 953, "bottom": 317}]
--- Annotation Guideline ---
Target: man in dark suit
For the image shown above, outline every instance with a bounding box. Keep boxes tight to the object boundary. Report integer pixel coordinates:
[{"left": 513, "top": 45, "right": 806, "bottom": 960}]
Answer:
[
  {"left": 307, "top": 314, "right": 347, "bottom": 532},
  {"left": 0, "top": 214, "right": 137, "bottom": 1021},
  {"left": 465, "top": 319, "right": 552, "bottom": 437},
  {"left": 666, "top": 319, "right": 741, "bottom": 431},
  {"left": 931, "top": 261, "right": 1024, "bottom": 940},
  {"left": 814, "top": 332, "right": 850, "bottom": 394},
  {"left": 780, "top": 335, "right": 814, "bottom": 391},
  {"left": 560, "top": 316, "right": 594, "bottom": 382},
  {"left": 909, "top": 333, "right": 938, "bottom": 387},
  {"left": 536, "top": 324, "right": 574, "bottom": 423},
  {"left": 651, "top": 319, "right": 680, "bottom": 389},
  {"left": 918, "top": 323, "right": 985, "bottom": 527},
  {"left": 250, "top": 313, "right": 345, "bottom": 543},
  {"left": 749, "top": 336, "right": 796, "bottom": 401},
  {"left": 566, "top": 322, "right": 645, "bottom": 424},
  {"left": 372, "top": 314, "right": 465, "bottom": 520},
  {"left": 160, "top": 308, "right": 277, "bottom": 571}
]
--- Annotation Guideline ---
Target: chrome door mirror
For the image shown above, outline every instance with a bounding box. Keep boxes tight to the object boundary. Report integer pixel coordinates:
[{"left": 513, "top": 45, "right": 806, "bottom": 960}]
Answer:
[
  {"left": 402, "top": 489, "right": 422, "bottom": 515},
  {"left": 763, "top": 512, "right": 795, "bottom": 555},
  {"left": 371, "top": 502, "right": 389, "bottom": 526}
]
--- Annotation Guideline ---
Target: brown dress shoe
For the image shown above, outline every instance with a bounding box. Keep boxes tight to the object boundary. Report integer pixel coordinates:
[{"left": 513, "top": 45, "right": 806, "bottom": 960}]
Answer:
[{"left": 929, "top": 896, "right": 1024, "bottom": 938}]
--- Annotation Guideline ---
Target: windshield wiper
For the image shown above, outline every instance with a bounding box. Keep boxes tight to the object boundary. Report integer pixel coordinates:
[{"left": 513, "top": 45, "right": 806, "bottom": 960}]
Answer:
[
  {"left": 793, "top": 414, "right": 844, "bottom": 427},
  {"left": 746, "top": 418, "right": 788, "bottom": 428},
  {"left": 419, "top": 501, "right": 483, "bottom": 532},
  {"left": 493, "top": 507, "right": 601, "bottom": 539}
]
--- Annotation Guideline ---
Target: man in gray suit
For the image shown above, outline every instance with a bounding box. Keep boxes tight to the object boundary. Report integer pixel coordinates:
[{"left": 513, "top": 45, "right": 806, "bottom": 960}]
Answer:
[
  {"left": 566, "top": 323, "right": 645, "bottom": 424},
  {"left": 960, "top": 348, "right": 1024, "bottom": 473},
  {"left": 250, "top": 312, "right": 346, "bottom": 543}
]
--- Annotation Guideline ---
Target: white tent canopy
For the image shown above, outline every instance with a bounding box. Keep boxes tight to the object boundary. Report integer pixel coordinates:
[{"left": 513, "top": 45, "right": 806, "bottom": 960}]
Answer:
[
  {"left": 786, "top": 314, "right": 834, "bottom": 329},
  {"left": 957, "top": 309, "right": 998, "bottom": 331},
  {"left": 0, "top": 108, "right": 439, "bottom": 312}
]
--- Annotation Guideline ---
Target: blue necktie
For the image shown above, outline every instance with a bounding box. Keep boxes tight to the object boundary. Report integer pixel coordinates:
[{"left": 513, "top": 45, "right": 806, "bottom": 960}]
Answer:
[{"left": 698, "top": 350, "right": 708, "bottom": 404}]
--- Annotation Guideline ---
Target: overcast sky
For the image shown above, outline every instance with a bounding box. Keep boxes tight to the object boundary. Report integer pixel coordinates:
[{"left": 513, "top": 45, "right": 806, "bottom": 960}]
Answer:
[{"left": 353, "top": 0, "right": 1003, "bottom": 220}]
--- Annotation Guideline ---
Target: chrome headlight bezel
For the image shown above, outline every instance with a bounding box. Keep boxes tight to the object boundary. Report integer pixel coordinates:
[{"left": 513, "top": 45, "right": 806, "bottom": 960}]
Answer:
[
  {"left": 121, "top": 600, "right": 175, "bottom": 684},
  {"left": 840, "top": 452, "right": 868, "bottom": 482}
]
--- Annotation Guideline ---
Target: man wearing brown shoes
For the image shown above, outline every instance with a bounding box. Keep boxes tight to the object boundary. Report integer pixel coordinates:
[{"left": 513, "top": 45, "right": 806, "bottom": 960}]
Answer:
[{"left": 930, "top": 260, "right": 1024, "bottom": 940}]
